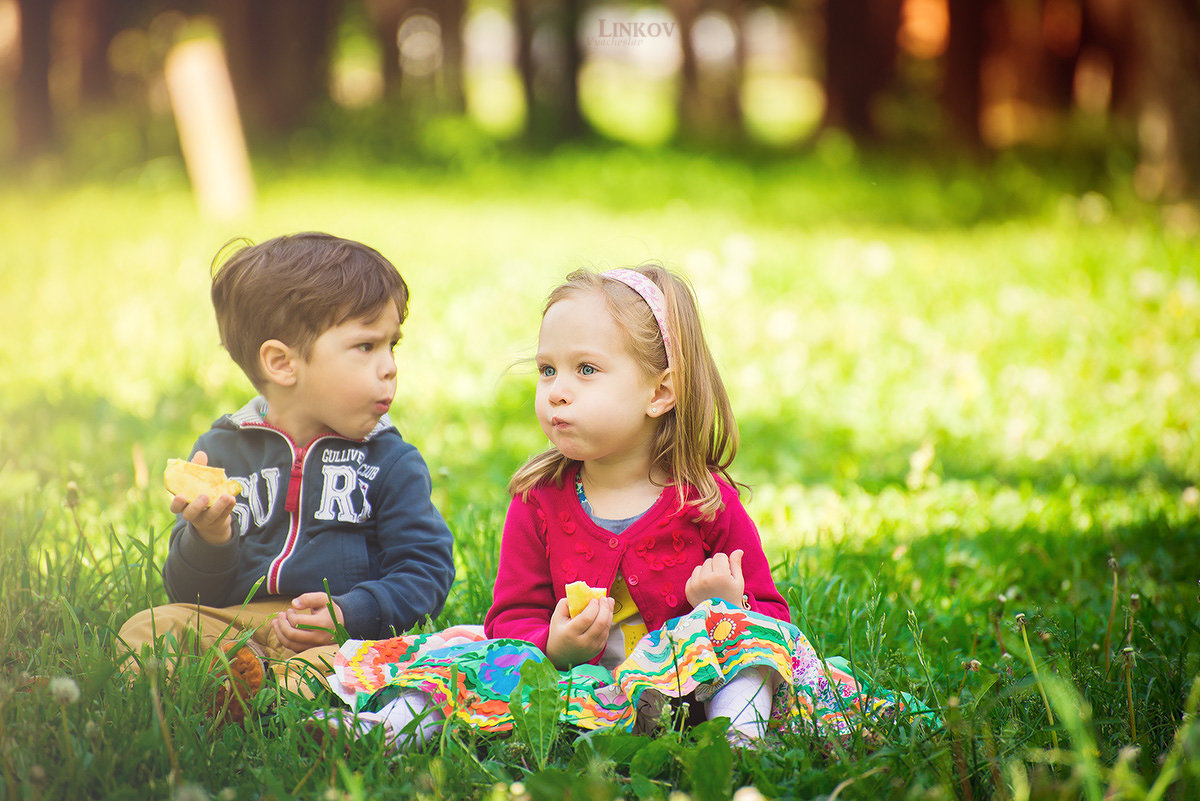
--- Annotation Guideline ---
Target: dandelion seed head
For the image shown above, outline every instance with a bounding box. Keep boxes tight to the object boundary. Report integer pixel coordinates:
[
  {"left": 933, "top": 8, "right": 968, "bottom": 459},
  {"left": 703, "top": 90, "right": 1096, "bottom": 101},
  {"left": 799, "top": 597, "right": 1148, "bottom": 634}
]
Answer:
[
  {"left": 50, "top": 676, "right": 80, "bottom": 704},
  {"left": 174, "top": 783, "right": 210, "bottom": 801},
  {"left": 30, "top": 765, "right": 46, "bottom": 783},
  {"left": 733, "top": 787, "right": 767, "bottom": 801}
]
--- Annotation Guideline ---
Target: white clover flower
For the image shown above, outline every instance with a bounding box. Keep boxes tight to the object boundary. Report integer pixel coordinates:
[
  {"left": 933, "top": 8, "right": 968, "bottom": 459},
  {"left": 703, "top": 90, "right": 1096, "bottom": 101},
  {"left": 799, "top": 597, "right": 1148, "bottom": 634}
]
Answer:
[
  {"left": 733, "top": 787, "right": 767, "bottom": 801},
  {"left": 49, "top": 677, "right": 80, "bottom": 705}
]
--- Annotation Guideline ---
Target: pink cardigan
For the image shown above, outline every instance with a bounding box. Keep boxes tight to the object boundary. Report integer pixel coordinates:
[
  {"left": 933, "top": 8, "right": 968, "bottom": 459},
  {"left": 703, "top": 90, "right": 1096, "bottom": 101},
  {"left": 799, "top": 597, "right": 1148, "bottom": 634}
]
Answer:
[{"left": 483, "top": 466, "right": 791, "bottom": 657}]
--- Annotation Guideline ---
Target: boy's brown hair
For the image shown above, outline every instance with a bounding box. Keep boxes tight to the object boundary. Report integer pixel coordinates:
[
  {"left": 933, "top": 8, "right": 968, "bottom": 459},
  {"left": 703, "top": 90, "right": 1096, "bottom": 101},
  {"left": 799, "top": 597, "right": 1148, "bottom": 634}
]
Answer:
[{"left": 211, "top": 232, "right": 410, "bottom": 389}]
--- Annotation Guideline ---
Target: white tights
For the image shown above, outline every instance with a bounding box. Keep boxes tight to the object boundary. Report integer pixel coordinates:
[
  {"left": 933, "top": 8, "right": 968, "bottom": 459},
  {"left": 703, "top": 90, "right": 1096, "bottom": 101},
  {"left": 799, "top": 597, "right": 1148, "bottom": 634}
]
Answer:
[
  {"left": 375, "top": 688, "right": 445, "bottom": 749},
  {"left": 704, "top": 666, "right": 776, "bottom": 745}
]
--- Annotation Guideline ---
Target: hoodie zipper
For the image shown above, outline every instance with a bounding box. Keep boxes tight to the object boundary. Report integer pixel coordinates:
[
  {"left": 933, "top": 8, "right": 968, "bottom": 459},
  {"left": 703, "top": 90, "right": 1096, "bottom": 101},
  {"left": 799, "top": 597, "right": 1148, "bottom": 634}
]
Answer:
[{"left": 243, "top": 421, "right": 332, "bottom": 595}]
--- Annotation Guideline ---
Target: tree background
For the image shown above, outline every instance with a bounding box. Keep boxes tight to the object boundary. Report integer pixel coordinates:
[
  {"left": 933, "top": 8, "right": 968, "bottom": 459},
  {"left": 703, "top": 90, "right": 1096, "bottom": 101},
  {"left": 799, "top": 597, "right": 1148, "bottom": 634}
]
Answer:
[{"left": 3, "top": 0, "right": 1200, "bottom": 202}]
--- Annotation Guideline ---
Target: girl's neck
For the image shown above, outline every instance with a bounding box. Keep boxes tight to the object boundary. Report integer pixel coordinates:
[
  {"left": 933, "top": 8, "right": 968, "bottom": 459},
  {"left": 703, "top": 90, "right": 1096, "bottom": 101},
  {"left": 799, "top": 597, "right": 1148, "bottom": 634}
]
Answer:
[{"left": 578, "top": 459, "right": 668, "bottom": 520}]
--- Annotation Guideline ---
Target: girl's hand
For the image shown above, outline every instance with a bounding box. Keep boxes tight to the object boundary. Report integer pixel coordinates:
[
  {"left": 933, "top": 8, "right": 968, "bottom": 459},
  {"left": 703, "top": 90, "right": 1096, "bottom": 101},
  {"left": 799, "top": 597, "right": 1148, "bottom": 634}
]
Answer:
[
  {"left": 546, "top": 596, "right": 614, "bottom": 670},
  {"left": 685, "top": 549, "right": 746, "bottom": 608}
]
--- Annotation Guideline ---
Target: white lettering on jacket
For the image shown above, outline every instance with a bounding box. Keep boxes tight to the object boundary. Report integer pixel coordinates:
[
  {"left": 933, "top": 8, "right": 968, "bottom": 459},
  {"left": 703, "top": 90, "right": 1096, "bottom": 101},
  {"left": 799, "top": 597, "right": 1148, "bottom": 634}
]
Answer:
[
  {"left": 315, "top": 465, "right": 370, "bottom": 523},
  {"left": 230, "top": 467, "right": 280, "bottom": 537}
]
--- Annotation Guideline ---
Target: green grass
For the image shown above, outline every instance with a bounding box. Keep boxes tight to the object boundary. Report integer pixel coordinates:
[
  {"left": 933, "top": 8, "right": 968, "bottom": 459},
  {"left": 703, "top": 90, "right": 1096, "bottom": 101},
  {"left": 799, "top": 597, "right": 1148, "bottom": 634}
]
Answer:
[{"left": 1, "top": 143, "right": 1198, "bottom": 800}]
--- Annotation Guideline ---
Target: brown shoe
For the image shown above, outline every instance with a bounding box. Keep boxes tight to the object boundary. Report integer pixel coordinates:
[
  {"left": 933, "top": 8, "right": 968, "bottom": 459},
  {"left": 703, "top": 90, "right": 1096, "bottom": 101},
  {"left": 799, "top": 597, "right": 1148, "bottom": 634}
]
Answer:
[{"left": 209, "top": 642, "right": 267, "bottom": 724}]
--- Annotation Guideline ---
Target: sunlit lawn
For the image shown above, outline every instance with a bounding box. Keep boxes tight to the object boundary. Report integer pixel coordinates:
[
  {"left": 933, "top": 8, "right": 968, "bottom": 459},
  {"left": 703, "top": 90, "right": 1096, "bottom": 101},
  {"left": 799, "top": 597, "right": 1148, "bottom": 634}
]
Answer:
[{"left": 1, "top": 144, "right": 1198, "bottom": 799}]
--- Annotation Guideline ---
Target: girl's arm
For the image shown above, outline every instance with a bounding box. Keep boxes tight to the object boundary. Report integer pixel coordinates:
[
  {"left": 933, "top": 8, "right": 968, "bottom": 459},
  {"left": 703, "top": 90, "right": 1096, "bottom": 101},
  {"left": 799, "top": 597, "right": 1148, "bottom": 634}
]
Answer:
[
  {"left": 703, "top": 482, "right": 791, "bottom": 623},
  {"left": 483, "top": 497, "right": 557, "bottom": 651}
]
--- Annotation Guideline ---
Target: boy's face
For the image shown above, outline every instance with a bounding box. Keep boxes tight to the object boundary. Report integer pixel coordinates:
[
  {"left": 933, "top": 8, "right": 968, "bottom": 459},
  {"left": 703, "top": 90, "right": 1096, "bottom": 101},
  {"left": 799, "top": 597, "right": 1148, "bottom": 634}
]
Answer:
[{"left": 286, "top": 303, "right": 402, "bottom": 443}]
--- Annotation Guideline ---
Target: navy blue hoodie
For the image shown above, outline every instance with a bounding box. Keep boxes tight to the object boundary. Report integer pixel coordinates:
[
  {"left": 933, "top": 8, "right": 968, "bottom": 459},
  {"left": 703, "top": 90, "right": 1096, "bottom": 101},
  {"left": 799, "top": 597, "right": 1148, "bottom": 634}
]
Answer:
[{"left": 163, "top": 397, "right": 455, "bottom": 639}]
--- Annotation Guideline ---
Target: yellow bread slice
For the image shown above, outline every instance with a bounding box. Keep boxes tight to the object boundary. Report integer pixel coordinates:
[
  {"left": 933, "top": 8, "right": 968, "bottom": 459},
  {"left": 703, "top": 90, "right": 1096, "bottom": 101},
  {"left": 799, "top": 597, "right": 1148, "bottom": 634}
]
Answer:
[
  {"left": 565, "top": 581, "right": 607, "bottom": 617},
  {"left": 164, "top": 458, "right": 240, "bottom": 506}
]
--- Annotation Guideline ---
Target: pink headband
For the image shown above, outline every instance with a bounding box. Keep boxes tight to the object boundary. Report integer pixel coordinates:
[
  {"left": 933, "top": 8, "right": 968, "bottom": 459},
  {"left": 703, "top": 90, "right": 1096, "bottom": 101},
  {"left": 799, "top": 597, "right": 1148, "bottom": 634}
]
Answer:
[{"left": 603, "top": 268, "right": 674, "bottom": 368}]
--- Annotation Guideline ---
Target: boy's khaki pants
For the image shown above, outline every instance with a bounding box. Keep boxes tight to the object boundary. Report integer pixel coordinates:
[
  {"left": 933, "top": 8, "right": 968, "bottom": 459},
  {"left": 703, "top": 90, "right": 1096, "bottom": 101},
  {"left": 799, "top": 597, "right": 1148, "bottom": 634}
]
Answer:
[{"left": 118, "top": 599, "right": 341, "bottom": 698}]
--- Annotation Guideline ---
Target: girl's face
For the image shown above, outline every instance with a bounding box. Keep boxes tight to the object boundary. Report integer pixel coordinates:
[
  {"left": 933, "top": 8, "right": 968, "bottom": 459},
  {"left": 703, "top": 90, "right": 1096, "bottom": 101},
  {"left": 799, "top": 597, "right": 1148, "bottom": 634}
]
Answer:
[{"left": 535, "top": 290, "right": 662, "bottom": 468}]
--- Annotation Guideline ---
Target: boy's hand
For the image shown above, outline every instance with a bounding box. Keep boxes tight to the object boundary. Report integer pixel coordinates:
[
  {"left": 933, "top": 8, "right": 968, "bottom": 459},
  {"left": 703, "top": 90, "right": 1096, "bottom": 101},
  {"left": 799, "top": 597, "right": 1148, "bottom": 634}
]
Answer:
[
  {"left": 272, "top": 592, "right": 345, "bottom": 652},
  {"left": 169, "top": 451, "right": 236, "bottom": 545},
  {"left": 546, "top": 595, "right": 613, "bottom": 670},
  {"left": 685, "top": 549, "right": 745, "bottom": 608}
]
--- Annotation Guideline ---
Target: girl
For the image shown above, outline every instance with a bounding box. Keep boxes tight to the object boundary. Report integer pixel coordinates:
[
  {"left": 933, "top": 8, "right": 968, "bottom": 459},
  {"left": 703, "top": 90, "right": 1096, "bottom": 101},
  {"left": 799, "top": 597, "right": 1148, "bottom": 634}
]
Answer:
[{"left": 317, "top": 266, "right": 922, "bottom": 750}]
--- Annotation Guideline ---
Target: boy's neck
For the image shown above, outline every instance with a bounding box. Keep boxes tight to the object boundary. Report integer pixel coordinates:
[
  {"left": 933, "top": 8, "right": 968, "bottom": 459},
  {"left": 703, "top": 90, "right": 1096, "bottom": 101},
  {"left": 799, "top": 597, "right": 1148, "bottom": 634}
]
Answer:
[{"left": 258, "top": 389, "right": 323, "bottom": 445}]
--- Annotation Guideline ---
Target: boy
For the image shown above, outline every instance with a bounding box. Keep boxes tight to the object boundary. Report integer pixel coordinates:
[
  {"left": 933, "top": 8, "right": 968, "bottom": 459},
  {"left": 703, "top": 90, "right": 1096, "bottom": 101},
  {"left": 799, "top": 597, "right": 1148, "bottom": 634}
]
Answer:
[{"left": 119, "top": 232, "right": 455, "bottom": 705}]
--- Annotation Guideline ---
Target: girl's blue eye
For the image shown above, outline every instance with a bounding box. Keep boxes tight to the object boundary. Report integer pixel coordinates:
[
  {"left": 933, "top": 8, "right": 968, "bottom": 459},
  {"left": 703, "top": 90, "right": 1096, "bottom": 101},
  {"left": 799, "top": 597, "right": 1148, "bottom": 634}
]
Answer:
[
  {"left": 580, "top": 364, "right": 596, "bottom": 376},
  {"left": 540, "top": 365, "right": 556, "bottom": 377}
]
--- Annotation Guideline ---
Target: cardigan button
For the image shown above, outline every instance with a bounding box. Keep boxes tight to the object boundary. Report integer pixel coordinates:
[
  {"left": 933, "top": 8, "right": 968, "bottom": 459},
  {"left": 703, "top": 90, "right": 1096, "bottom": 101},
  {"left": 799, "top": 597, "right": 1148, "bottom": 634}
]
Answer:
[
  {"left": 627, "top": 574, "right": 639, "bottom": 586},
  {"left": 608, "top": 537, "right": 619, "bottom": 549}
]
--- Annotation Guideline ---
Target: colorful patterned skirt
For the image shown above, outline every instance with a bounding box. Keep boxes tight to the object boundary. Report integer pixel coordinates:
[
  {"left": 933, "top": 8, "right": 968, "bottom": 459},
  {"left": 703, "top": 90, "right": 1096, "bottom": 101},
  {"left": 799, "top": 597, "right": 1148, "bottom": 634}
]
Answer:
[{"left": 328, "top": 600, "right": 929, "bottom": 736}]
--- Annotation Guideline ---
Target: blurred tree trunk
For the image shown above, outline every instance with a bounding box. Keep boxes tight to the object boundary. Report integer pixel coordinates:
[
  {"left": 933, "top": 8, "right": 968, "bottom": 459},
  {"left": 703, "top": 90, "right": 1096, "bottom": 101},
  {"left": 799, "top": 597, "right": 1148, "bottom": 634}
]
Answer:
[
  {"left": 438, "top": 0, "right": 466, "bottom": 112},
  {"left": 516, "top": 0, "right": 584, "bottom": 141},
  {"left": 674, "top": 0, "right": 703, "bottom": 132},
  {"left": 14, "top": 0, "right": 56, "bottom": 155},
  {"left": 672, "top": 0, "right": 746, "bottom": 144},
  {"left": 1080, "top": 0, "right": 1135, "bottom": 113},
  {"left": 513, "top": 0, "right": 537, "bottom": 127},
  {"left": 1129, "top": 0, "right": 1200, "bottom": 197},
  {"left": 558, "top": 0, "right": 585, "bottom": 137},
  {"left": 1037, "top": 0, "right": 1081, "bottom": 112},
  {"left": 366, "top": 0, "right": 404, "bottom": 97},
  {"left": 822, "top": 0, "right": 903, "bottom": 140},
  {"left": 212, "top": 0, "right": 342, "bottom": 134},
  {"left": 943, "top": 0, "right": 992, "bottom": 147},
  {"left": 724, "top": 0, "right": 747, "bottom": 134},
  {"left": 75, "top": 0, "right": 121, "bottom": 103}
]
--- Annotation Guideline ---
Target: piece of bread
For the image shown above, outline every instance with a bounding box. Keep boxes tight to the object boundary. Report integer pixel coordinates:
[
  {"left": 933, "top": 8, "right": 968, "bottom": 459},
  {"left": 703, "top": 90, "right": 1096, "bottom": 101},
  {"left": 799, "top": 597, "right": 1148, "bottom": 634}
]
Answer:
[
  {"left": 164, "top": 458, "right": 240, "bottom": 506},
  {"left": 565, "top": 580, "right": 607, "bottom": 617}
]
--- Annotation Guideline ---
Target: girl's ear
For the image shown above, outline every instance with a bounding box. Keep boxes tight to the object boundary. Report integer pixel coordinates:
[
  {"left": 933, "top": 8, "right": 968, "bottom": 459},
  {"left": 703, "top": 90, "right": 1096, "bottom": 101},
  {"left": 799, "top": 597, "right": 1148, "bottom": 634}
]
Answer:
[
  {"left": 647, "top": 369, "right": 676, "bottom": 417},
  {"left": 259, "top": 339, "right": 298, "bottom": 387}
]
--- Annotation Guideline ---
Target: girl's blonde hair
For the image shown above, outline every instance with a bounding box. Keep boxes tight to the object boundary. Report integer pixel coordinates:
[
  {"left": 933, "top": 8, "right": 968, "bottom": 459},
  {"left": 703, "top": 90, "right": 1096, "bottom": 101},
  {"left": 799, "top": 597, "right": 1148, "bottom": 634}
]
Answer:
[{"left": 508, "top": 264, "right": 738, "bottom": 519}]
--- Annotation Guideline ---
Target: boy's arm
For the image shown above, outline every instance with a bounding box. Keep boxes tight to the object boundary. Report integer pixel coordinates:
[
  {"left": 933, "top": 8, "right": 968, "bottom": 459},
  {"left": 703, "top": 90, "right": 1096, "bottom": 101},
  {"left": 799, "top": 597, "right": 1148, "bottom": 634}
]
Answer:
[
  {"left": 162, "top": 442, "right": 242, "bottom": 605},
  {"left": 483, "top": 497, "right": 555, "bottom": 652},
  {"left": 704, "top": 484, "right": 791, "bottom": 623},
  {"left": 332, "top": 446, "right": 455, "bottom": 639}
]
